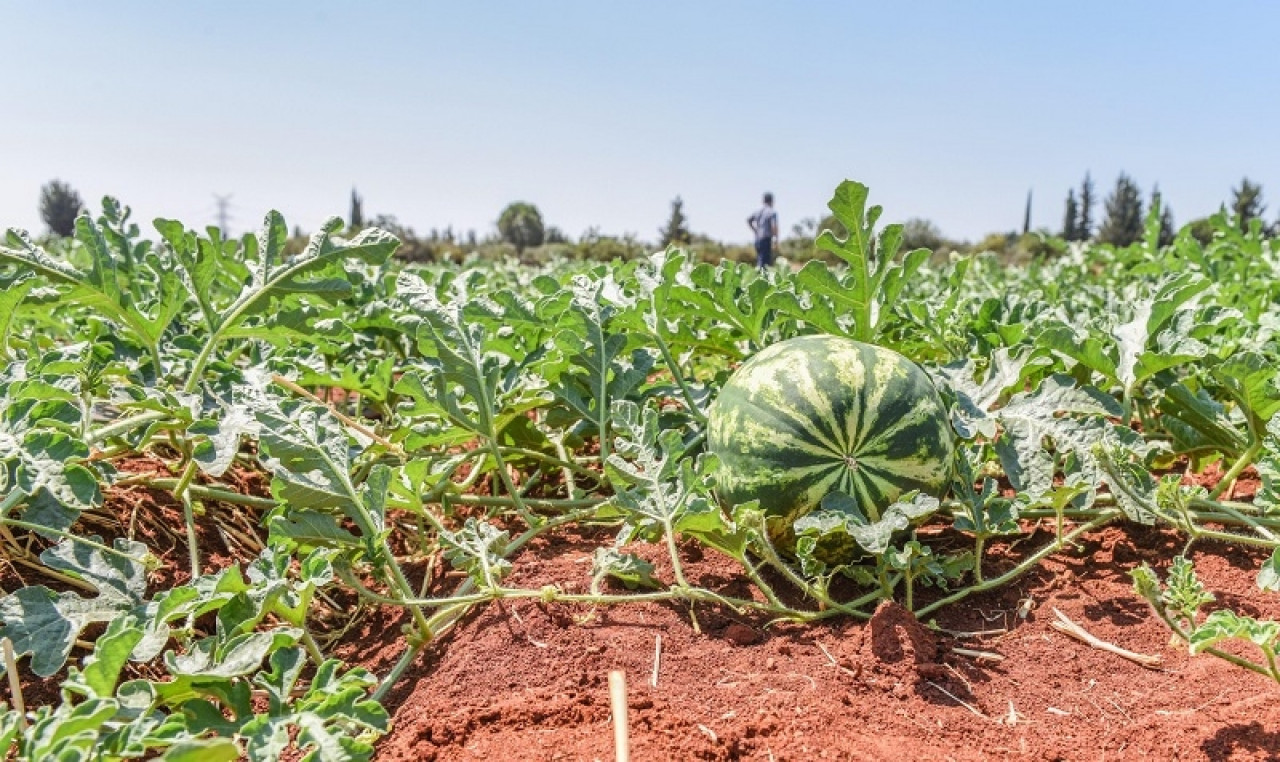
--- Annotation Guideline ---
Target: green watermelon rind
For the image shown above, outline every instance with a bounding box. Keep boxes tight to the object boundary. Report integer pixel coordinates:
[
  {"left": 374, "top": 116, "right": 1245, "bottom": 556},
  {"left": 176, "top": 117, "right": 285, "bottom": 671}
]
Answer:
[{"left": 707, "top": 334, "right": 954, "bottom": 559}]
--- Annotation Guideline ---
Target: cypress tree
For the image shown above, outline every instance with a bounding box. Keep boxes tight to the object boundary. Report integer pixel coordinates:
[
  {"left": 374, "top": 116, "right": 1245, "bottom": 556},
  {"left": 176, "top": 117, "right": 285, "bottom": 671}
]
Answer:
[
  {"left": 1160, "top": 205, "right": 1175, "bottom": 246},
  {"left": 659, "top": 196, "right": 691, "bottom": 247},
  {"left": 1230, "top": 178, "right": 1265, "bottom": 229},
  {"left": 349, "top": 188, "right": 364, "bottom": 229},
  {"left": 1022, "top": 190, "right": 1032, "bottom": 235},
  {"left": 1152, "top": 186, "right": 1175, "bottom": 247},
  {"left": 1062, "top": 189, "right": 1079, "bottom": 240},
  {"left": 1077, "top": 172, "right": 1095, "bottom": 241}
]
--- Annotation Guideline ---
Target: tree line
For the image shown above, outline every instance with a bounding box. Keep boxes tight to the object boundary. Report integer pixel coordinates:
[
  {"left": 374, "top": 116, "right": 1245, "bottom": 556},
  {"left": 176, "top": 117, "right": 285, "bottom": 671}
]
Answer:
[
  {"left": 1060, "top": 173, "right": 1273, "bottom": 248},
  {"left": 29, "top": 176, "right": 1280, "bottom": 265}
]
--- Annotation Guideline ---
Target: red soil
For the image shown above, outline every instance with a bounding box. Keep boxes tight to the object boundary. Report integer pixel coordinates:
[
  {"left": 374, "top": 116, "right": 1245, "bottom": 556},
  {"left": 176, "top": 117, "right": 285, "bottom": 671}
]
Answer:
[{"left": 358, "top": 523, "right": 1280, "bottom": 762}]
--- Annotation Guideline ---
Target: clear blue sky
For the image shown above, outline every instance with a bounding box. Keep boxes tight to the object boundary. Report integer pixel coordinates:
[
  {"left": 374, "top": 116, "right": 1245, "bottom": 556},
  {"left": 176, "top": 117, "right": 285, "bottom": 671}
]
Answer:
[{"left": 3, "top": 2, "right": 1278, "bottom": 245}]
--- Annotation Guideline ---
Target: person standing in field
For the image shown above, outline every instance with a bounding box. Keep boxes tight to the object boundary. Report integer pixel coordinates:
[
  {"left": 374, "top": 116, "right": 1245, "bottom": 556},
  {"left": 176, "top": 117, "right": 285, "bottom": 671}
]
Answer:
[{"left": 748, "top": 192, "right": 779, "bottom": 268}]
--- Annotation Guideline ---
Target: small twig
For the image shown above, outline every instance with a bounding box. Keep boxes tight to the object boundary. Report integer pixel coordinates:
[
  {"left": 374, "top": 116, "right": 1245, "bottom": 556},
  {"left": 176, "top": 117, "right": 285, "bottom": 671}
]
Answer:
[
  {"left": 650, "top": 634, "right": 662, "bottom": 689},
  {"left": 1049, "top": 608, "right": 1162, "bottom": 669},
  {"left": 815, "top": 640, "right": 839, "bottom": 666},
  {"left": 271, "top": 374, "right": 403, "bottom": 455},
  {"left": 951, "top": 647, "right": 1005, "bottom": 663},
  {"left": 815, "top": 641, "right": 858, "bottom": 677},
  {"left": 925, "top": 680, "right": 988, "bottom": 719},
  {"left": 933, "top": 626, "right": 1009, "bottom": 639},
  {"left": 2, "top": 638, "right": 26, "bottom": 730},
  {"left": 609, "top": 670, "right": 631, "bottom": 762},
  {"left": 944, "top": 663, "right": 975, "bottom": 695}
]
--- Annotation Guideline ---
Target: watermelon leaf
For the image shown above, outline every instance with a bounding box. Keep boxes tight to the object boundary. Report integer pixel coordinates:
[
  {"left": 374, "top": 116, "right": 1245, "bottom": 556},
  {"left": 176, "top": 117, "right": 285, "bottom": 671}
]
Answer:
[
  {"left": 950, "top": 453, "right": 1019, "bottom": 540},
  {"left": 591, "top": 548, "right": 660, "bottom": 590},
  {"left": 440, "top": 518, "right": 512, "bottom": 587},
  {"left": 812, "top": 180, "right": 931, "bottom": 344},
  {"left": 0, "top": 537, "right": 149, "bottom": 677}
]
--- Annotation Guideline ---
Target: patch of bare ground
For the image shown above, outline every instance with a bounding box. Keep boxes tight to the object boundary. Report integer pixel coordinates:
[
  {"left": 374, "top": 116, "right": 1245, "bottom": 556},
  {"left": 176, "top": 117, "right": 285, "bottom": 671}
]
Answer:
[{"left": 366, "top": 522, "right": 1280, "bottom": 761}]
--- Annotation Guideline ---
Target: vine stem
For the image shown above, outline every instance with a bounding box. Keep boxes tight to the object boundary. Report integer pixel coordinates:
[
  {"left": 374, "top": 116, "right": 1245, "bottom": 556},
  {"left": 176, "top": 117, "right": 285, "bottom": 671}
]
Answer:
[
  {"left": 651, "top": 330, "right": 707, "bottom": 426},
  {"left": 1209, "top": 439, "right": 1263, "bottom": 501},
  {"left": 748, "top": 528, "right": 883, "bottom": 618},
  {"left": 301, "top": 630, "right": 327, "bottom": 667},
  {"left": 552, "top": 435, "right": 579, "bottom": 497},
  {"left": 915, "top": 510, "right": 1123, "bottom": 618},
  {"left": 972, "top": 536, "right": 986, "bottom": 584},
  {"left": 1145, "top": 600, "right": 1280, "bottom": 681},
  {"left": 483, "top": 440, "right": 542, "bottom": 527},
  {"left": 369, "top": 506, "right": 601, "bottom": 700},
  {"left": 85, "top": 409, "right": 171, "bottom": 447},
  {"left": 0, "top": 490, "right": 25, "bottom": 515},
  {"left": 173, "top": 460, "right": 202, "bottom": 582},
  {"left": 341, "top": 571, "right": 857, "bottom": 622},
  {"left": 1183, "top": 526, "right": 1279, "bottom": 549},
  {"left": 1013, "top": 506, "right": 1280, "bottom": 532},
  {"left": 499, "top": 445, "right": 605, "bottom": 487},
  {"left": 183, "top": 336, "right": 220, "bottom": 395},
  {"left": 372, "top": 641, "right": 423, "bottom": 704}
]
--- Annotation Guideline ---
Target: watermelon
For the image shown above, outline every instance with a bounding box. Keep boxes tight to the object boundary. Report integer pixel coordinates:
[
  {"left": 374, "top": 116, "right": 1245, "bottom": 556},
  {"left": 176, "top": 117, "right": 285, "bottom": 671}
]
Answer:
[{"left": 707, "top": 334, "right": 954, "bottom": 559}]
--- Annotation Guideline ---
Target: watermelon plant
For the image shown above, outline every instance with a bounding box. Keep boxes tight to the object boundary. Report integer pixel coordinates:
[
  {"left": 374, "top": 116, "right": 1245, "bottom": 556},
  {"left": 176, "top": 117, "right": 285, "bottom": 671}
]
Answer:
[{"left": 1, "top": 178, "right": 1279, "bottom": 759}]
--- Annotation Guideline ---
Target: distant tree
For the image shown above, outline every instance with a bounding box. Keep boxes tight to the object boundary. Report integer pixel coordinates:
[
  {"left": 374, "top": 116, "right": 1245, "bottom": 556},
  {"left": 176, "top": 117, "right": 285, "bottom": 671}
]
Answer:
[
  {"left": 545, "top": 226, "right": 570, "bottom": 244},
  {"left": 658, "top": 196, "right": 692, "bottom": 247},
  {"left": 817, "top": 213, "right": 849, "bottom": 240},
  {"left": 790, "top": 217, "right": 819, "bottom": 240},
  {"left": 1160, "top": 205, "right": 1175, "bottom": 246},
  {"left": 1151, "top": 186, "right": 1175, "bottom": 247},
  {"left": 901, "top": 217, "right": 946, "bottom": 252},
  {"left": 972, "top": 231, "right": 1018, "bottom": 256},
  {"left": 1098, "top": 173, "right": 1145, "bottom": 246},
  {"left": 1062, "top": 189, "right": 1079, "bottom": 240},
  {"left": 1022, "top": 190, "right": 1032, "bottom": 235},
  {"left": 349, "top": 187, "right": 364, "bottom": 229},
  {"left": 1077, "top": 172, "right": 1096, "bottom": 241},
  {"left": 1230, "top": 177, "right": 1265, "bottom": 230},
  {"left": 40, "top": 180, "right": 83, "bottom": 237},
  {"left": 1186, "top": 217, "right": 1216, "bottom": 246},
  {"left": 497, "top": 202, "right": 545, "bottom": 253}
]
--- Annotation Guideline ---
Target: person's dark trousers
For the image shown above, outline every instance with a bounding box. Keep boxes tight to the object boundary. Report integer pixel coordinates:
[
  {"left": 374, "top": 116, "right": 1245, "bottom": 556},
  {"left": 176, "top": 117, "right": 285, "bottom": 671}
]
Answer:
[{"left": 755, "top": 238, "right": 773, "bottom": 269}]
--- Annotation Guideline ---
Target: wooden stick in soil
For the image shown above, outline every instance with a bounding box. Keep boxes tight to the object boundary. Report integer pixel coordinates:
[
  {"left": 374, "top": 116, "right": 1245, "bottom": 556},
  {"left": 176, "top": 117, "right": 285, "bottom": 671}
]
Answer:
[
  {"left": 2, "top": 638, "right": 26, "bottom": 731},
  {"left": 650, "top": 635, "right": 662, "bottom": 688},
  {"left": 609, "top": 670, "right": 630, "bottom": 762},
  {"left": 1049, "top": 608, "right": 1162, "bottom": 669}
]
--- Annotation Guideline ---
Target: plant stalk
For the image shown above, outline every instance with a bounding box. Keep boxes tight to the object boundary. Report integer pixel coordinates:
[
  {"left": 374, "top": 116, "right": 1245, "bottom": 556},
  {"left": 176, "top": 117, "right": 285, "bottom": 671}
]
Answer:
[
  {"left": 916, "top": 510, "right": 1122, "bottom": 618},
  {"left": 1210, "top": 439, "right": 1263, "bottom": 501}
]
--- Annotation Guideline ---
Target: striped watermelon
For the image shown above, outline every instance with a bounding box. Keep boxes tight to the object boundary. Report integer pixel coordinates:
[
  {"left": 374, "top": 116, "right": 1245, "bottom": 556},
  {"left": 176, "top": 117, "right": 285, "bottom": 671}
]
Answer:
[{"left": 707, "top": 334, "right": 954, "bottom": 560}]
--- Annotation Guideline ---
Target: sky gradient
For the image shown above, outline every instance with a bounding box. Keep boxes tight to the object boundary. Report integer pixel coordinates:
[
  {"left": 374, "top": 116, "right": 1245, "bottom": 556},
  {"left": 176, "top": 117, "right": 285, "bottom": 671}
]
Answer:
[{"left": 3, "top": 1, "right": 1279, "bottom": 245}]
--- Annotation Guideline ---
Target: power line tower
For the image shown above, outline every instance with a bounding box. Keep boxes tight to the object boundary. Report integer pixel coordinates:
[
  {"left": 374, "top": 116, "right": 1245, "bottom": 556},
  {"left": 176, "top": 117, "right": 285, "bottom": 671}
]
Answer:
[{"left": 214, "top": 193, "right": 233, "bottom": 237}]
